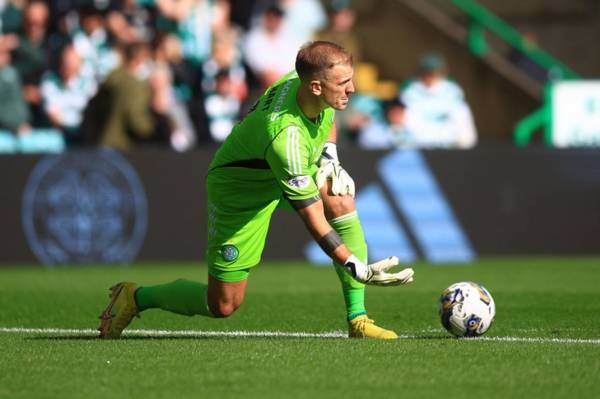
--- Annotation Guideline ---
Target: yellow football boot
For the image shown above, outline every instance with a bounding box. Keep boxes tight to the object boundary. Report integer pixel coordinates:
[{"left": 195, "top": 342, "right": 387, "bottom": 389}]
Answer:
[
  {"left": 348, "top": 315, "right": 398, "bottom": 339},
  {"left": 98, "top": 282, "right": 139, "bottom": 339}
]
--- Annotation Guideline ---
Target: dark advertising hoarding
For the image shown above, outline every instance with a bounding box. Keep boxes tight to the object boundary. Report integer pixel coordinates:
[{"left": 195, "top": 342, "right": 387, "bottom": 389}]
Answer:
[{"left": 1, "top": 147, "right": 599, "bottom": 265}]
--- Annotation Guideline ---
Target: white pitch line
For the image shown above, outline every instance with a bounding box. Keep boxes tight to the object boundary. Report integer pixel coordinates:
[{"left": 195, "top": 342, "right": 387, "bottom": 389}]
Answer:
[
  {"left": 1, "top": 327, "right": 599, "bottom": 345},
  {"left": 465, "top": 336, "right": 600, "bottom": 345},
  {"left": 0, "top": 327, "right": 347, "bottom": 339}
]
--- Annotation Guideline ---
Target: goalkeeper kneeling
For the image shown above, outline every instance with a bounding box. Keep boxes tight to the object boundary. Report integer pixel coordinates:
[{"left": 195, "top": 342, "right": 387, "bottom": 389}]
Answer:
[{"left": 98, "top": 41, "right": 413, "bottom": 340}]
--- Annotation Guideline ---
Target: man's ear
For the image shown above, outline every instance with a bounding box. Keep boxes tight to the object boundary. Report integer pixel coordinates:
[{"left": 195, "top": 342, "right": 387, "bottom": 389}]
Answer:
[{"left": 310, "top": 79, "right": 322, "bottom": 96}]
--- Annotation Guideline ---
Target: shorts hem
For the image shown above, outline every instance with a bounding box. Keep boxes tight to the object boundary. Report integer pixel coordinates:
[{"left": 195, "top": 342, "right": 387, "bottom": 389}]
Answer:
[{"left": 208, "top": 265, "right": 253, "bottom": 283}]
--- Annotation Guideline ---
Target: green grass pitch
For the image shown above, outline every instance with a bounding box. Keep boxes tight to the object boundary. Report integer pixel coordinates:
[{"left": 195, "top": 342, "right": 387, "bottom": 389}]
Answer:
[{"left": 1, "top": 258, "right": 599, "bottom": 399}]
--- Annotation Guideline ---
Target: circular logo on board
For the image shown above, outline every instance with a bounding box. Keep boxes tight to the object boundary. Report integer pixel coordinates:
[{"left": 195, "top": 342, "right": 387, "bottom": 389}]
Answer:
[
  {"left": 222, "top": 244, "right": 239, "bottom": 262},
  {"left": 22, "top": 149, "right": 148, "bottom": 266}
]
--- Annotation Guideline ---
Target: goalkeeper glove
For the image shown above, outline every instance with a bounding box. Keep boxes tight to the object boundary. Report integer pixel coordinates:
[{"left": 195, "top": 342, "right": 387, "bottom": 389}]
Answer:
[
  {"left": 344, "top": 255, "right": 414, "bottom": 286},
  {"left": 315, "top": 143, "right": 355, "bottom": 197}
]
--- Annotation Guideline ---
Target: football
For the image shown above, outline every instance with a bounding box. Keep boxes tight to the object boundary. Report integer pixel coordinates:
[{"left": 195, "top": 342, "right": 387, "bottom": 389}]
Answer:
[{"left": 439, "top": 281, "right": 496, "bottom": 337}]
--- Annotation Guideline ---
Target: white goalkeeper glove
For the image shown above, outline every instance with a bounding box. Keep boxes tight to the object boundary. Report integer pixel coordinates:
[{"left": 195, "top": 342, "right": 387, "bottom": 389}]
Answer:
[
  {"left": 344, "top": 255, "right": 414, "bottom": 286},
  {"left": 315, "top": 143, "right": 355, "bottom": 197}
]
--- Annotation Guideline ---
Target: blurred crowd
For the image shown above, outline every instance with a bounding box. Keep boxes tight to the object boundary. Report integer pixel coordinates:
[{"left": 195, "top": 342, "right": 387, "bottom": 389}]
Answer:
[
  {"left": 345, "top": 52, "right": 477, "bottom": 150},
  {"left": 0, "top": 0, "right": 477, "bottom": 152}
]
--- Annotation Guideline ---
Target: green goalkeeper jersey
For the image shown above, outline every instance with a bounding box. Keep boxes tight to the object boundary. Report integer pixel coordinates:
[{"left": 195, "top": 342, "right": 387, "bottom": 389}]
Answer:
[{"left": 208, "top": 71, "right": 335, "bottom": 201}]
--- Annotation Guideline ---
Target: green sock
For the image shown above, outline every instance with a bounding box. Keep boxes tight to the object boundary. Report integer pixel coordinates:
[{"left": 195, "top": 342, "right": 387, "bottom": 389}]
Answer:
[
  {"left": 330, "top": 211, "right": 368, "bottom": 321},
  {"left": 134, "top": 279, "right": 214, "bottom": 317}
]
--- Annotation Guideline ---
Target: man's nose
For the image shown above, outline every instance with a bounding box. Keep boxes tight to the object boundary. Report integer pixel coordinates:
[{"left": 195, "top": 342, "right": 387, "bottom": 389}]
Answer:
[{"left": 347, "top": 81, "right": 355, "bottom": 94}]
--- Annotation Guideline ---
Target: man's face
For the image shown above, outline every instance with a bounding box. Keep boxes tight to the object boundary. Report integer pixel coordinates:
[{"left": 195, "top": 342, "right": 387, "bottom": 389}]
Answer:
[
  {"left": 60, "top": 47, "right": 81, "bottom": 80},
  {"left": 318, "top": 63, "right": 355, "bottom": 110},
  {"left": 25, "top": 2, "right": 49, "bottom": 38},
  {"left": 264, "top": 12, "right": 283, "bottom": 34},
  {"left": 420, "top": 71, "right": 443, "bottom": 88}
]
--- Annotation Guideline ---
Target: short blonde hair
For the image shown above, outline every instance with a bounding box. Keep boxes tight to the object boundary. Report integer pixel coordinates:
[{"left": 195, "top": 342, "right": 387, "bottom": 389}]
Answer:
[{"left": 295, "top": 41, "right": 353, "bottom": 82}]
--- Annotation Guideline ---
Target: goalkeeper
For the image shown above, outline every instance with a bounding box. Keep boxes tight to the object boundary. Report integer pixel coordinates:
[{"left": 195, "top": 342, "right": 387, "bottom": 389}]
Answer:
[{"left": 99, "top": 41, "right": 414, "bottom": 340}]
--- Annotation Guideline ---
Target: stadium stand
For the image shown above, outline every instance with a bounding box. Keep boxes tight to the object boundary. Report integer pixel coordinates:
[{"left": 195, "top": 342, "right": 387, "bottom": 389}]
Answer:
[{"left": 0, "top": 0, "right": 596, "bottom": 150}]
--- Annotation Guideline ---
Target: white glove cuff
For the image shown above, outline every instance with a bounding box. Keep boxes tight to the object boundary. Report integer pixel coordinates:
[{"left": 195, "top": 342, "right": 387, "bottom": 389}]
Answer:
[
  {"left": 344, "top": 254, "right": 361, "bottom": 266},
  {"left": 343, "top": 254, "right": 371, "bottom": 282},
  {"left": 322, "top": 142, "right": 339, "bottom": 162}
]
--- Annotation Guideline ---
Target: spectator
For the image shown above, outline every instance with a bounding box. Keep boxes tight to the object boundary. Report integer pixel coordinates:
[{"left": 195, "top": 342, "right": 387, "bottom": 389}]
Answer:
[
  {"left": 201, "top": 28, "right": 247, "bottom": 143},
  {"left": 0, "top": 1, "right": 22, "bottom": 59},
  {"left": 153, "top": 38, "right": 196, "bottom": 151},
  {"left": 343, "top": 94, "right": 395, "bottom": 150},
  {"left": 400, "top": 52, "right": 477, "bottom": 149},
  {"left": 211, "top": 0, "right": 234, "bottom": 35},
  {"left": 0, "top": 35, "right": 30, "bottom": 134},
  {"left": 147, "top": 61, "right": 179, "bottom": 146},
  {"left": 40, "top": 43, "right": 97, "bottom": 146},
  {"left": 350, "top": 97, "right": 415, "bottom": 150},
  {"left": 0, "top": 0, "right": 26, "bottom": 35},
  {"left": 106, "top": 0, "right": 156, "bottom": 45},
  {"left": 45, "top": 4, "right": 77, "bottom": 57},
  {"left": 155, "top": 0, "right": 220, "bottom": 67},
  {"left": 154, "top": 32, "right": 211, "bottom": 146},
  {"left": 154, "top": 0, "right": 229, "bottom": 145},
  {"left": 11, "top": 0, "right": 50, "bottom": 127},
  {"left": 384, "top": 97, "right": 412, "bottom": 148},
  {"left": 315, "top": 2, "right": 362, "bottom": 65},
  {"left": 154, "top": 33, "right": 196, "bottom": 106},
  {"left": 204, "top": 68, "right": 242, "bottom": 142},
  {"left": 46, "top": 0, "right": 78, "bottom": 35},
  {"left": 280, "top": 0, "right": 326, "bottom": 45},
  {"left": 202, "top": 28, "right": 247, "bottom": 104},
  {"left": 82, "top": 42, "right": 170, "bottom": 150},
  {"left": 72, "top": 4, "right": 120, "bottom": 82},
  {"left": 243, "top": 4, "right": 300, "bottom": 89}
]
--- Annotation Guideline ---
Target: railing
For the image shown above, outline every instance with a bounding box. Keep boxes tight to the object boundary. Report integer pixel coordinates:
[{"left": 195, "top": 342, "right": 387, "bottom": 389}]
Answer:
[
  {"left": 449, "top": 0, "right": 580, "bottom": 145},
  {"left": 452, "top": 0, "right": 578, "bottom": 79}
]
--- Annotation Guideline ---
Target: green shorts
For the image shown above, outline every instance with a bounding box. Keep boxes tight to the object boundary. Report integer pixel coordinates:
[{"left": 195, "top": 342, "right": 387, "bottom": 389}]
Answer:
[{"left": 206, "top": 167, "right": 297, "bottom": 282}]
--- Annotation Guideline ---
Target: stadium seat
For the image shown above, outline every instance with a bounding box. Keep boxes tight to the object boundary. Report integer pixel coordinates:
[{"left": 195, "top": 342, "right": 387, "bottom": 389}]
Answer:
[
  {"left": 0, "top": 130, "right": 19, "bottom": 153},
  {"left": 18, "top": 129, "right": 66, "bottom": 153}
]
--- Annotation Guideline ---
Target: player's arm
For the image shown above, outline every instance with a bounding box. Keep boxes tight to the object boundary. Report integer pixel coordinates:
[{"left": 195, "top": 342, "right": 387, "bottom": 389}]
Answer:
[
  {"left": 327, "top": 119, "right": 337, "bottom": 143},
  {"left": 265, "top": 126, "right": 413, "bottom": 285},
  {"left": 293, "top": 198, "right": 412, "bottom": 285},
  {"left": 294, "top": 197, "right": 351, "bottom": 265},
  {"left": 316, "top": 120, "right": 356, "bottom": 197}
]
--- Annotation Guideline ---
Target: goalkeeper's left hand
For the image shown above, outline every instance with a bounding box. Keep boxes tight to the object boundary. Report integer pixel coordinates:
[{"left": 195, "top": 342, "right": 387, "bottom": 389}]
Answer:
[
  {"left": 344, "top": 255, "right": 414, "bottom": 286},
  {"left": 315, "top": 143, "right": 355, "bottom": 197},
  {"left": 367, "top": 256, "right": 414, "bottom": 286}
]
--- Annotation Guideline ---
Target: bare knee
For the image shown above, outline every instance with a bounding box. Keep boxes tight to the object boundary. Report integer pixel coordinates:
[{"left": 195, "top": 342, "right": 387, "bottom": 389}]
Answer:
[
  {"left": 209, "top": 301, "right": 240, "bottom": 318},
  {"left": 322, "top": 193, "right": 355, "bottom": 220},
  {"left": 207, "top": 275, "right": 248, "bottom": 317}
]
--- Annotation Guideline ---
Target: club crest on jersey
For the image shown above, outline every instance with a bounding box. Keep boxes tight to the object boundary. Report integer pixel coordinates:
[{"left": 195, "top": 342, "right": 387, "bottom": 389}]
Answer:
[
  {"left": 222, "top": 244, "right": 239, "bottom": 262},
  {"left": 288, "top": 175, "right": 310, "bottom": 188}
]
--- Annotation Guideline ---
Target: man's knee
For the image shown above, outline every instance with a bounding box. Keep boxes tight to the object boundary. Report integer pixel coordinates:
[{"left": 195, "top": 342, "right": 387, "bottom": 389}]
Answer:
[
  {"left": 209, "top": 301, "right": 240, "bottom": 318},
  {"left": 207, "top": 274, "right": 248, "bottom": 318},
  {"left": 211, "top": 303, "right": 236, "bottom": 318}
]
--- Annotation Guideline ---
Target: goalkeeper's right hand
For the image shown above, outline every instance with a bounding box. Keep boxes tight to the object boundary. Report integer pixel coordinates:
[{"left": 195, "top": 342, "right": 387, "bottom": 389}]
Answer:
[{"left": 344, "top": 255, "right": 414, "bottom": 286}]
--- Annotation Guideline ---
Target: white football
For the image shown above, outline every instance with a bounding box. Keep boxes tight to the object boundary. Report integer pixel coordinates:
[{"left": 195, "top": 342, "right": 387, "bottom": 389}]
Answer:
[{"left": 439, "top": 281, "right": 496, "bottom": 337}]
